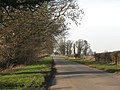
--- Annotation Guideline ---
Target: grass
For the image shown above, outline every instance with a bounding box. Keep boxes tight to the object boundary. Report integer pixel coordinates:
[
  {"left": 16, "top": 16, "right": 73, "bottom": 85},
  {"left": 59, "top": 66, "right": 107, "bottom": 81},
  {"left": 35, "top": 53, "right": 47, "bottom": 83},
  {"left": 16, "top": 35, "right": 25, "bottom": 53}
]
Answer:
[
  {"left": 68, "top": 58, "right": 120, "bottom": 74},
  {"left": 0, "top": 56, "right": 53, "bottom": 90}
]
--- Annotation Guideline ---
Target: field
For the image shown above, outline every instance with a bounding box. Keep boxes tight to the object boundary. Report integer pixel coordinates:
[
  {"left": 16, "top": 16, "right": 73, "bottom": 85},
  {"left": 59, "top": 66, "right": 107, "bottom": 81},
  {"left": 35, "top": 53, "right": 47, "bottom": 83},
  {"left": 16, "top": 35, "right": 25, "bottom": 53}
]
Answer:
[{"left": 0, "top": 56, "right": 53, "bottom": 90}]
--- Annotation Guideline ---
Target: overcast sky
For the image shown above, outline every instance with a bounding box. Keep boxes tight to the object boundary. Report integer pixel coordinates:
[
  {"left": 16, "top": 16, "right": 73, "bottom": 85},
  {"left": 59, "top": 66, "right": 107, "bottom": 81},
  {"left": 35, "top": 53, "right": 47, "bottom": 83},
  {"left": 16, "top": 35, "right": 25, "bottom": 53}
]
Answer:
[{"left": 68, "top": 0, "right": 120, "bottom": 53}]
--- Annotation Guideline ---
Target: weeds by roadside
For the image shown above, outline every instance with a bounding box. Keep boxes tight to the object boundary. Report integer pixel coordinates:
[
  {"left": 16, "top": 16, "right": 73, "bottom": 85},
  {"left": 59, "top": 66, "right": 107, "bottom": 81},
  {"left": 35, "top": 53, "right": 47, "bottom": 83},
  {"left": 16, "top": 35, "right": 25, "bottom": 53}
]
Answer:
[{"left": 67, "top": 58, "right": 120, "bottom": 74}]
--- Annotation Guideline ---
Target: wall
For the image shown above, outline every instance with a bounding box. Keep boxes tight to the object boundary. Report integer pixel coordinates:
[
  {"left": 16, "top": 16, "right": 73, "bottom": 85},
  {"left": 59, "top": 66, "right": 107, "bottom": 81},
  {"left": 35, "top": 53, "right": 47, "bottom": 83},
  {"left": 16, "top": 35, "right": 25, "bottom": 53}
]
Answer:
[{"left": 94, "top": 51, "right": 120, "bottom": 65}]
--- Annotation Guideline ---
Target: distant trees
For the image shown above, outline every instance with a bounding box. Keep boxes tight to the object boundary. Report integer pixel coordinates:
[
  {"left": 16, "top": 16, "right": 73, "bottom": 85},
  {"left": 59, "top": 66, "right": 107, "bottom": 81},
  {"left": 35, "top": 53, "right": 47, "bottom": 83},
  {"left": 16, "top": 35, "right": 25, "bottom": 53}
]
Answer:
[
  {"left": 57, "top": 38, "right": 93, "bottom": 58},
  {"left": 66, "top": 40, "right": 73, "bottom": 55},
  {"left": 58, "top": 39, "right": 66, "bottom": 55},
  {"left": 75, "top": 39, "right": 91, "bottom": 57}
]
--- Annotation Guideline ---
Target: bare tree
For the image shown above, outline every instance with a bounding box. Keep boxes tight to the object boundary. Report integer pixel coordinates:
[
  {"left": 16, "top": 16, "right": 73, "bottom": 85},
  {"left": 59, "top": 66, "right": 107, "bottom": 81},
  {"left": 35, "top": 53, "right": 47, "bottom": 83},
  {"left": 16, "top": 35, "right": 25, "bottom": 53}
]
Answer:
[
  {"left": 75, "top": 39, "right": 90, "bottom": 58},
  {"left": 73, "top": 43, "right": 76, "bottom": 54},
  {"left": 0, "top": 0, "right": 84, "bottom": 68},
  {"left": 66, "top": 40, "right": 73, "bottom": 55},
  {"left": 82, "top": 40, "right": 90, "bottom": 56}
]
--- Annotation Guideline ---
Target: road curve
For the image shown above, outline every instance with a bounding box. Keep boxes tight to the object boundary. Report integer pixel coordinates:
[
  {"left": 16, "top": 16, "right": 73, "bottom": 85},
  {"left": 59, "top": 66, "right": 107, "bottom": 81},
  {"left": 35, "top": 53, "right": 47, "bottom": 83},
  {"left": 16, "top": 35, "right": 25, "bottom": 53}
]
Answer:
[{"left": 49, "top": 56, "right": 120, "bottom": 90}]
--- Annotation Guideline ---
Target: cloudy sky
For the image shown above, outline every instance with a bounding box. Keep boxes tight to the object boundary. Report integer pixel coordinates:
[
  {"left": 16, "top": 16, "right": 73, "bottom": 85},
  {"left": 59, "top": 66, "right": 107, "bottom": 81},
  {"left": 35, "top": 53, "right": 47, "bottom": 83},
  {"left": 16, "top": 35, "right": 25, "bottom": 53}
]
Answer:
[{"left": 68, "top": 0, "right": 120, "bottom": 53}]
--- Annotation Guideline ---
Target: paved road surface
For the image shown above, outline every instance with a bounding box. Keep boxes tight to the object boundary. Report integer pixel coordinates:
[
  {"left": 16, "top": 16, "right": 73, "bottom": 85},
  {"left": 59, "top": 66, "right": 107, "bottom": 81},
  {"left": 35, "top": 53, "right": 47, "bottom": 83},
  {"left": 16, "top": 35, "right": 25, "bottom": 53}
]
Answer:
[{"left": 49, "top": 56, "right": 120, "bottom": 90}]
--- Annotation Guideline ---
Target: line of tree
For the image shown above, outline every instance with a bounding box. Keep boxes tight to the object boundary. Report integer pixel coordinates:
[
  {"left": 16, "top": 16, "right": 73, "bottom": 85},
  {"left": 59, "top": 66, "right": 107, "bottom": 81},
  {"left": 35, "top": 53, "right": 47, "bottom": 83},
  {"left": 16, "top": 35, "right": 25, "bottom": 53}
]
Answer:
[
  {"left": 56, "top": 38, "right": 93, "bottom": 58},
  {"left": 0, "top": 0, "right": 83, "bottom": 68}
]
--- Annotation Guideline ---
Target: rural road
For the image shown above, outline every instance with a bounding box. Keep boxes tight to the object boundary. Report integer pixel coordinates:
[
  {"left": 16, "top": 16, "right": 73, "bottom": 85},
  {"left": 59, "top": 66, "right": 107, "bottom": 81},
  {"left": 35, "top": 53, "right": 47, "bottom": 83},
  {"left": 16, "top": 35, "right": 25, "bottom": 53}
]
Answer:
[{"left": 49, "top": 56, "right": 120, "bottom": 90}]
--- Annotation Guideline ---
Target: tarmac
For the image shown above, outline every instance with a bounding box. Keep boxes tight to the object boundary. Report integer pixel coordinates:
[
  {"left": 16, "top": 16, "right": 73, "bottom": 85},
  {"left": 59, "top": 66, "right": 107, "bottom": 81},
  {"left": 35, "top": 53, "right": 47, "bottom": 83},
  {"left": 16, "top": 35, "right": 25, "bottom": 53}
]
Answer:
[{"left": 49, "top": 56, "right": 120, "bottom": 90}]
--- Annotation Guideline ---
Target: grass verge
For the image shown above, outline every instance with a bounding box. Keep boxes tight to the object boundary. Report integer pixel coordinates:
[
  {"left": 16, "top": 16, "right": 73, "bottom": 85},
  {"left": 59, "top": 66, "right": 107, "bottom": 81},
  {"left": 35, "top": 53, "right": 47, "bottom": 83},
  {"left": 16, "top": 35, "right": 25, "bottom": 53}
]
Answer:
[
  {"left": 68, "top": 58, "right": 120, "bottom": 74},
  {"left": 0, "top": 56, "right": 54, "bottom": 90}
]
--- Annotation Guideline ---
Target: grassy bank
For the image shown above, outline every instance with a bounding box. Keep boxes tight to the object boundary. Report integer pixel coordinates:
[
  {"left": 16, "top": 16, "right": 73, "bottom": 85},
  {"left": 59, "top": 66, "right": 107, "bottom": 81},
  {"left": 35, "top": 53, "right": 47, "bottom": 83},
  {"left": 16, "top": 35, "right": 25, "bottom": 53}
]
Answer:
[
  {"left": 68, "top": 58, "right": 120, "bottom": 74},
  {"left": 0, "top": 56, "right": 53, "bottom": 90}
]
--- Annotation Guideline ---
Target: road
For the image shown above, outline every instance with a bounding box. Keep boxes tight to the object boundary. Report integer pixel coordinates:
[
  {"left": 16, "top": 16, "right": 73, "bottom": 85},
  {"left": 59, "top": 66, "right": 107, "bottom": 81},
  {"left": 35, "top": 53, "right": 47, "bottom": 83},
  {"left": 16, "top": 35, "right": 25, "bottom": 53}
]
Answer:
[{"left": 49, "top": 56, "right": 120, "bottom": 90}]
